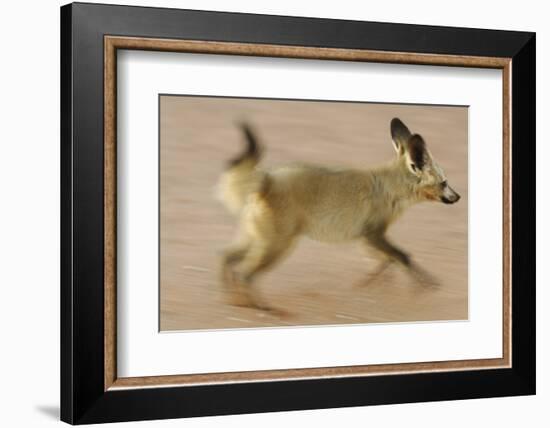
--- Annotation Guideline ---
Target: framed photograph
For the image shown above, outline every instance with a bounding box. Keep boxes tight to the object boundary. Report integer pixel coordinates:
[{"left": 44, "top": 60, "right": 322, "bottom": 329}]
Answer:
[{"left": 60, "top": 2, "right": 535, "bottom": 424}]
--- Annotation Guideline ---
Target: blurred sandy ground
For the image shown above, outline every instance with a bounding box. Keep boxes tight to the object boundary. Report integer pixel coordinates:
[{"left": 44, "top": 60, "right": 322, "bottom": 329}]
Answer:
[{"left": 159, "top": 96, "right": 468, "bottom": 331}]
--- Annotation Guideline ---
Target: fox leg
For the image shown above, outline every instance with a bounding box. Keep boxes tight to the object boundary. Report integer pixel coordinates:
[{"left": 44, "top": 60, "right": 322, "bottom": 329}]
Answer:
[
  {"left": 365, "top": 233, "right": 411, "bottom": 267},
  {"left": 359, "top": 258, "right": 393, "bottom": 286},
  {"left": 223, "top": 192, "right": 299, "bottom": 308},
  {"left": 221, "top": 243, "right": 249, "bottom": 289},
  {"left": 365, "top": 233, "right": 438, "bottom": 286},
  {"left": 358, "top": 233, "right": 408, "bottom": 286},
  {"left": 232, "top": 238, "right": 295, "bottom": 310}
]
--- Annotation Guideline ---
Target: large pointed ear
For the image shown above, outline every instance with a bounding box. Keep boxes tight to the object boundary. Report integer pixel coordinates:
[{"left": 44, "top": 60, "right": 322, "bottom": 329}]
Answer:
[
  {"left": 390, "top": 118, "right": 411, "bottom": 155},
  {"left": 405, "top": 134, "right": 429, "bottom": 175}
]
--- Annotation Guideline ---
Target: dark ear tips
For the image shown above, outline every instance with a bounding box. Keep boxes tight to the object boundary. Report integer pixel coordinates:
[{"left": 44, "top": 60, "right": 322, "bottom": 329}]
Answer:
[
  {"left": 391, "top": 117, "right": 404, "bottom": 130},
  {"left": 390, "top": 118, "right": 411, "bottom": 144},
  {"left": 390, "top": 119, "right": 428, "bottom": 170},
  {"left": 407, "top": 134, "right": 427, "bottom": 170}
]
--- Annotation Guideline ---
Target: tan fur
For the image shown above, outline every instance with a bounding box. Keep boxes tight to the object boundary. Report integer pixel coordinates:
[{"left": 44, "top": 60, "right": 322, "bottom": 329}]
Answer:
[{"left": 218, "top": 118, "right": 460, "bottom": 310}]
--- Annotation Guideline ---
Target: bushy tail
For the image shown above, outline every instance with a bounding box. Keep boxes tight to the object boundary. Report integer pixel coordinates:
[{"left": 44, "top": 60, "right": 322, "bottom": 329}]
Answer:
[
  {"left": 228, "top": 123, "right": 262, "bottom": 167},
  {"left": 217, "top": 123, "right": 266, "bottom": 215}
]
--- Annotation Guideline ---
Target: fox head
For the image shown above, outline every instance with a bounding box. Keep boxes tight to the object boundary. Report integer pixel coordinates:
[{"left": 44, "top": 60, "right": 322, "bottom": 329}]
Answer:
[{"left": 390, "top": 118, "right": 461, "bottom": 205}]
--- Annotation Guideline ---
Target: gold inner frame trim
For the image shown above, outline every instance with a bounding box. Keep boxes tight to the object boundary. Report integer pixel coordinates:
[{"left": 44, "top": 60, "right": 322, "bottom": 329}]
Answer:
[{"left": 104, "top": 35, "right": 512, "bottom": 391}]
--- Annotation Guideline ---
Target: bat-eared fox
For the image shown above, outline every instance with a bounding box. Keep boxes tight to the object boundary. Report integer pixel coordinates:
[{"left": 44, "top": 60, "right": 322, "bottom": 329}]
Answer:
[{"left": 218, "top": 118, "right": 461, "bottom": 310}]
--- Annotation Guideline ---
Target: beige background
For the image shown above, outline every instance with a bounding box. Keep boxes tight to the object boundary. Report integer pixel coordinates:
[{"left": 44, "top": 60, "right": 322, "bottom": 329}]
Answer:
[{"left": 160, "top": 96, "right": 468, "bottom": 331}]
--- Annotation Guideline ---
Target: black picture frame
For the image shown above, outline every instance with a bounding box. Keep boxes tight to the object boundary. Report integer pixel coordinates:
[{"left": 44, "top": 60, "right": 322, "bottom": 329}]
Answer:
[{"left": 61, "top": 2, "right": 535, "bottom": 424}]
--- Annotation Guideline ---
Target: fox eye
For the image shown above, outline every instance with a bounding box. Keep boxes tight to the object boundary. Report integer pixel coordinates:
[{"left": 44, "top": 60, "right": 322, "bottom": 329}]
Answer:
[{"left": 440, "top": 180, "right": 448, "bottom": 188}]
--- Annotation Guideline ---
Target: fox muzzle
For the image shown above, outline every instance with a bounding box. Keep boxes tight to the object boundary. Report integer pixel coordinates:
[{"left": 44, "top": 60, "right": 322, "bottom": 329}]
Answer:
[{"left": 441, "top": 189, "right": 460, "bottom": 204}]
